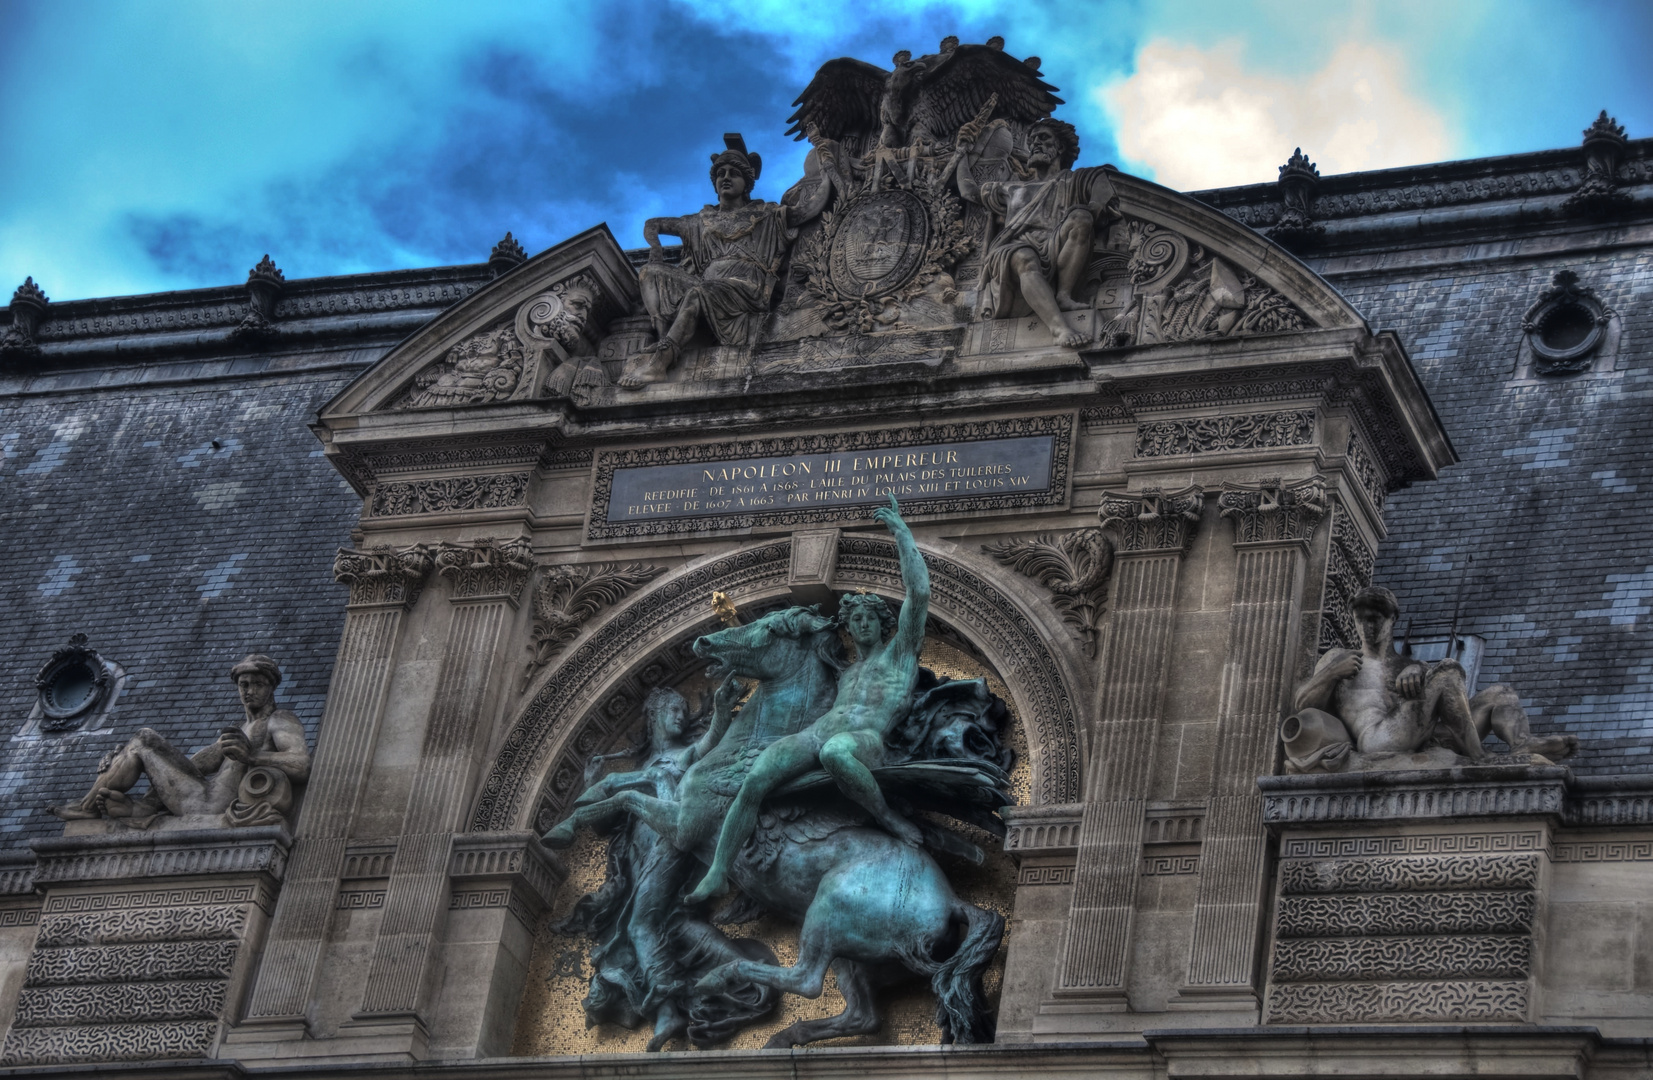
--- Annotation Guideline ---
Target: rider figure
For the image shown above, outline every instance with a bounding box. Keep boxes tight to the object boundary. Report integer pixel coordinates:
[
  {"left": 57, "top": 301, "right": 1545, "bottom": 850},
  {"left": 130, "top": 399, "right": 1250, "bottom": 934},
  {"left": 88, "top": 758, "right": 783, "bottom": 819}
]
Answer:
[{"left": 684, "top": 494, "right": 929, "bottom": 904}]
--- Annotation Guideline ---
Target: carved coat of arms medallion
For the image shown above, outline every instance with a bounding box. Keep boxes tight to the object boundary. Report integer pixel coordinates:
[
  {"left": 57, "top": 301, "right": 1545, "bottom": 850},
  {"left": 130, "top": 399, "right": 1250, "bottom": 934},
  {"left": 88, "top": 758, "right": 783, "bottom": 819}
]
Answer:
[{"left": 828, "top": 189, "right": 929, "bottom": 299}]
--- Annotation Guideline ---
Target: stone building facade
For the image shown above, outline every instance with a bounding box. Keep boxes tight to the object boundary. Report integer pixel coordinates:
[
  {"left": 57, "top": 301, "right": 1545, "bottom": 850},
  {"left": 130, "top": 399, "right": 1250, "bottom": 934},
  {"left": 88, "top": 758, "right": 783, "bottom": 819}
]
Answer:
[{"left": 0, "top": 42, "right": 1649, "bottom": 1079}]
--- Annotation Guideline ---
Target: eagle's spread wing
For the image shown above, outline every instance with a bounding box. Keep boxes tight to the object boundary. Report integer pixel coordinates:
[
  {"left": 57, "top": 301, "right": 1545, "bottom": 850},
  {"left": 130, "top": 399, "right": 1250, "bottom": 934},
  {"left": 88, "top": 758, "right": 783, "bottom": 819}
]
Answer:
[
  {"left": 911, "top": 44, "right": 1063, "bottom": 144},
  {"left": 785, "top": 57, "right": 888, "bottom": 145}
]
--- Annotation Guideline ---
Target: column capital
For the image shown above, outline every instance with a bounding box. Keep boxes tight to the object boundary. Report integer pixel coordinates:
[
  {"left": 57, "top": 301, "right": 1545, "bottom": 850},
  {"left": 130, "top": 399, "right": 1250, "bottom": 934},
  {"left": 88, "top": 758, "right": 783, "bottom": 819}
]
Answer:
[
  {"left": 1217, "top": 475, "right": 1328, "bottom": 546},
  {"left": 333, "top": 544, "right": 433, "bottom": 609},
  {"left": 1099, "top": 485, "right": 1204, "bottom": 554},
  {"left": 435, "top": 537, "right": 535, "bottom": 604}
]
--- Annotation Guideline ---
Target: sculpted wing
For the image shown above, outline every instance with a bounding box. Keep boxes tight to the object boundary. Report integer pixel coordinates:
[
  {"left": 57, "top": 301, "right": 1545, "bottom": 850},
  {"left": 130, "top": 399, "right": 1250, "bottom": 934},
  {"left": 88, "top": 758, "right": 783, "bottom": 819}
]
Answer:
[
  {"left": 785, "top": 57, "right": 889, "bottom": 145},
  {"left": 910, "top": 44, "right": 1063, "bottom": 143}
]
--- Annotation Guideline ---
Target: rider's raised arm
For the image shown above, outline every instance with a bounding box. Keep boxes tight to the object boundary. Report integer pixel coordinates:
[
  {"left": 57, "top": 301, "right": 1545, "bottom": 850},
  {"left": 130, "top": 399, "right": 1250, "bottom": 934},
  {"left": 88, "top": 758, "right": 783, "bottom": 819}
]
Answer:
[
  {"left": 687, "top": 675, "right": 742, "bottom": 765},
  {"left": 878, "top": 496, "right": 930, "bottom": 655}
]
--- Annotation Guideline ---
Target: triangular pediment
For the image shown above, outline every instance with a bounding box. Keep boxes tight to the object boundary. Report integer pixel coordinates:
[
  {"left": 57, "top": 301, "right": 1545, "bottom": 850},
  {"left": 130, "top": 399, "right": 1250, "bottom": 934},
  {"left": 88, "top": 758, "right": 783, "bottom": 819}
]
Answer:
[{"left": 324, "top": 224, "right": 639, "bottom": 418}]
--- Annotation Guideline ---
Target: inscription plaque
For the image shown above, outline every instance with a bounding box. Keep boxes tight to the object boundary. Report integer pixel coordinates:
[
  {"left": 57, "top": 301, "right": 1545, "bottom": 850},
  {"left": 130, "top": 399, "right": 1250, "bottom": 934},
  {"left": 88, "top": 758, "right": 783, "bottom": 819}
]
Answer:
[{"left": 587, "top": 414, "right": 1072, "bottom": 540}]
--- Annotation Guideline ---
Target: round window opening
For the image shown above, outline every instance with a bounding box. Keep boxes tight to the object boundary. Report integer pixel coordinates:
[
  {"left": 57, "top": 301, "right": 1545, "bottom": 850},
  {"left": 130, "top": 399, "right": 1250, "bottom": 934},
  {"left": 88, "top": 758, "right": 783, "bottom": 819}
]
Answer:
[
  {"left": 1524, "top": 270, "right": 1610, "bottom": 374},
  {"left": 35, "top": 635, "right": 110, "bottom": 730}
]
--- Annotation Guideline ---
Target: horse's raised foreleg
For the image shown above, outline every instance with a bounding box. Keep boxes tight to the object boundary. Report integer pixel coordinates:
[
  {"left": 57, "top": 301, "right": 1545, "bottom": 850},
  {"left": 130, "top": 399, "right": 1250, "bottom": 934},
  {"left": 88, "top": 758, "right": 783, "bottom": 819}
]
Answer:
[
  {"left": 542, "top": 791, "right": 681, "bottom": 848},
  {"left": 696, "top": 928, "right": 832, "bottom": 1000},
  {"left": 762, "top": 959, "right": 881, "bottom": 1048}
]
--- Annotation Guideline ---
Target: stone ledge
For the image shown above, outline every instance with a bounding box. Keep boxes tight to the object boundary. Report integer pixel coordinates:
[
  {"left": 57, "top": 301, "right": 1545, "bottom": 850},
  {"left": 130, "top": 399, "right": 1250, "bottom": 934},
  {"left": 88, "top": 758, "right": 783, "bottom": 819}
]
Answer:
[
  {"left": 29, "top": 826, "right": 291, "bottom": 887},
  {"left": 1259, "top": 767, "right": 1571, "bottom": 827},
  {"left": 1002, "top": 803, "right": 1083, "bottom": 862},
  {"left": 449, "top": 832, "right": 566, "bottom": 914}
]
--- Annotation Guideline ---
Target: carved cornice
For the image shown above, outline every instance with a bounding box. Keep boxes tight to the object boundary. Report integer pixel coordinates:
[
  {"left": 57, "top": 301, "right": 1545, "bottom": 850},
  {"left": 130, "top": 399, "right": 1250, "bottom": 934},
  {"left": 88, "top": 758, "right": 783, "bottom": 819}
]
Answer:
[
  {"left": 1135, "top": 410, "right": 1315, "bottom": 458},
  {"left": 436, "top": 537, "right": 535, "bottom": 603},
  {"left": 523, "top": 562, "right": 665, "bottom": 688},
  {"left": 333, "top": 544, "right": 434, "bottom": 609},
  {"left": 1258, "top": 769, "right": 1570, "bottom": 827},
  {"left": 29, "top": 827, "right": 291, "bottom": 888},
  {"left": 1098, "top": 486, "right": 1204, "bottom": 554},
  {"left": 1218, "top": 476, "right": 1328, "bottom": 546},
  {"left": 1001, "top": 804, "right": 1083, "bottom": 862},
  {"left": 448, "top": 831, "right": 565, "bottom": 915},
  {"left": 983, "top": 528, "right": 1114, "bottom": 657},
  {"left": 367, "top": 472, "right": 530, "bottom": 518}
]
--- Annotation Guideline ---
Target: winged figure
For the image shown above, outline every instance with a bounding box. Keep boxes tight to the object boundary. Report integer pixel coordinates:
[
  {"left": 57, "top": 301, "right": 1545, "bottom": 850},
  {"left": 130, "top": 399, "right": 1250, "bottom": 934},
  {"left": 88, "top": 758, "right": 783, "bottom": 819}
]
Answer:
[{"left": 785, "top": 35, "right": 1062, "bottom": 182}]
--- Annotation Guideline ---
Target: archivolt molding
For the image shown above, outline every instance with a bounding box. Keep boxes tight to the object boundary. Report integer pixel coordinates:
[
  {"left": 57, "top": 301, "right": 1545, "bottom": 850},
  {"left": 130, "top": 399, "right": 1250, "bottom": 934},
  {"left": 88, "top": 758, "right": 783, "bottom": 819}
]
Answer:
[{"left": 469, "top": 536, "right": 1085, "bottom": 832}]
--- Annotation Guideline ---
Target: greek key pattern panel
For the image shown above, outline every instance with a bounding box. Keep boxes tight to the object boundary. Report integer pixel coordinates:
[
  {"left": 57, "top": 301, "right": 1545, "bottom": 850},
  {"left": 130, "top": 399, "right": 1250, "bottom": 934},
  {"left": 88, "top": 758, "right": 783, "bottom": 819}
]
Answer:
[
  {"left": 1275, "top": 891, "right": 1537, "bottom": 938},
  {"left": 1265, "top": 980, "right": 1529, "bottom": 1024},
  {"left": 1280, "top": 832, "right": 1548, "bottom": 859},
  {"left": 37, "top": 906, "right": 248, "bottom": 947},
  {"left": 1017, "top": 865, "right": 1075, "bottom": 886},
  {"left": 1552, "top": 839, "right": 1653, "bottom": 862},
  {"left": 25, "top": 940, "right": 238, "bottom": 986},
  {"left": 1271, "top": 935, "right": 1531, "bottom": 982},
  {"left": 14, "top": 980, "right": 227, "bottom": 1026},
  {"left": 42, "top": 884, "right": 266, "bottom": 913},
  {"left": 0, "top": 907, "right": 40, "bottom": 928},
  {"left": 1142, "top": 855, "right": 1200, "bottom": 876},
  {"left": 1278, "top": 853, "right": 1541, "bottom": 895},
  {"left": 337, "top": 889, "right": 387, "bottom": 910},
  {"left": 0, "top": 1021, "right": 219, "bottom": 1066}
]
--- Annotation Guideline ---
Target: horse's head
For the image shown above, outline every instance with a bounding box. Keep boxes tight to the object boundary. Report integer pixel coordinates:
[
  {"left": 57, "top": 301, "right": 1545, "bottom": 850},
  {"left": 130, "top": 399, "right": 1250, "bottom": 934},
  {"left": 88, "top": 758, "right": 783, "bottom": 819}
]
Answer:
[{"left": 693, "top": 605, "right": 847, "bottom": 681}]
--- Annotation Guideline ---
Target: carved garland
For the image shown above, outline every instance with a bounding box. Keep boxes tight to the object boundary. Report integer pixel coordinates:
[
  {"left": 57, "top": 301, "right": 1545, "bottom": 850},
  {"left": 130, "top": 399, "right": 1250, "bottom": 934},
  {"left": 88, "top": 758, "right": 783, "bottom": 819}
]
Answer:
[
  {"left": 470, "top": 539, "right": 1083, "bottom": 832},
  {"left": 1135, "top": 410, "right": 1315, "bottom": 458},
  {"left": 368, "top": 473, "right": 529, "bottom": 518}
]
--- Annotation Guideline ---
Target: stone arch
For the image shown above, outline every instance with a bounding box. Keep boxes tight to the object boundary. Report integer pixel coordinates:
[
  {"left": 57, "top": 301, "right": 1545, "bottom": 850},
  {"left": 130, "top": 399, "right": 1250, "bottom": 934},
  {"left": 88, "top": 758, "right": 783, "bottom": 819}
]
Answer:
[{"left": 468, "top": 536, "right": 1084, "bottom": 833}]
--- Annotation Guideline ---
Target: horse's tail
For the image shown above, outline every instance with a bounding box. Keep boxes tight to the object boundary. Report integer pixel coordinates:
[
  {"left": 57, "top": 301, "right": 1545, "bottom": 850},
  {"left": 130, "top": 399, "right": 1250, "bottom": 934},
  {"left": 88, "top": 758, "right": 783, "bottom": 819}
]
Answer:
[{"left": 924, "top": 903, "right": 1005, "bottom": 1044}]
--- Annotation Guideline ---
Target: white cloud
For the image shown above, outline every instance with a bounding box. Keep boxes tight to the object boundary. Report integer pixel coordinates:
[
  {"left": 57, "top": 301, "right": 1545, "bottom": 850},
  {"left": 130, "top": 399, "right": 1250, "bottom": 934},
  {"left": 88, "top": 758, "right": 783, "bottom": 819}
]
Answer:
[{"left": 1101, "top": 39, "right": 1454, "bottom": 190}]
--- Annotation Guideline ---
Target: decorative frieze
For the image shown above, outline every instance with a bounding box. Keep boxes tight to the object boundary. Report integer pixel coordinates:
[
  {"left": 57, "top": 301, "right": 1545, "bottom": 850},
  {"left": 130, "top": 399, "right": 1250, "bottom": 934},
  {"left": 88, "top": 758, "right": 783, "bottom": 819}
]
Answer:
[
  {"left": 30, "top": 828, "right": 290, "bottom": 887},
  {"left": 1275, "top": 890, "right": 1537, "bottom": 938},
  {"left": 1218, "top": 476, "right": 1327, "bottom": 545},
  {"left": 1271, "top": 935, "right": 1531, "bottom": 982},
  {"left": 1279, "top": 853, "right": 1542, "bottom": 894},
  {"left": 523, "top": 562, "right": 664, "bottom": 687},
  {"left": 332, "top": 544, "right": 433, "bottom": 609},
  {"left": 1266, "top": 980, "right": 1529, "bottom": 1024},
  {"left": 37, "top": 905, "right": 249, "bottom": 947},
  {"left": 367, "top": 472, "right": 530, "bottom": 518},
  {"left": 1320, "top": 501, "right": 1376, "bottom": 652},
  {"left": 2, "top": 1021, "right": 220, "bottom": 1065},
  {"left": 1134, "top": 410, "right": 1314, "bottom": 458},
  {"left": 1259, "top": 769, "right": 1569, "bottom": 825},
  {"left": 983, "top": 528, "right": 1115, "bottom": 656},
  {"left": 14, "top": 980, "right": 228, "bottom": 1026}
]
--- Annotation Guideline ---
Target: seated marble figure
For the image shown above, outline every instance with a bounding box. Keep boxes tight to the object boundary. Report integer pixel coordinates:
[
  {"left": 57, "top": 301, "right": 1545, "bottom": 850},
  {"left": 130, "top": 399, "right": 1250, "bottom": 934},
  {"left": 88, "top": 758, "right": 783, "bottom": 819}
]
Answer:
[
  {"left": 52, "top": 654, "right": 311, "bottom": 827},
  {"left": 1284, "top": 586, "right": 1579, "bottom": 772}
]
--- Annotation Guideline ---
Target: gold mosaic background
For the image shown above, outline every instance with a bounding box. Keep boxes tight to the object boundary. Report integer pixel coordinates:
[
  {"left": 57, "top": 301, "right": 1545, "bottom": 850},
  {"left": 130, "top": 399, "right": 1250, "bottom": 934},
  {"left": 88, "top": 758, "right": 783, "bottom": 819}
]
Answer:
[{"left": 512, "top": 638, "right": 1028, "bottom": 1054}]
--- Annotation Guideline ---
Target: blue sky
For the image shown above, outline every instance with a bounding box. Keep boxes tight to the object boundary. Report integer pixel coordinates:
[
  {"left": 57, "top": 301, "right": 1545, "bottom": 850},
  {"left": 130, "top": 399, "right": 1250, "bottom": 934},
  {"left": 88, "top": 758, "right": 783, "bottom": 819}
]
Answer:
[{"left": 1, "top": 0, "right": 1648, "bottom": 301}]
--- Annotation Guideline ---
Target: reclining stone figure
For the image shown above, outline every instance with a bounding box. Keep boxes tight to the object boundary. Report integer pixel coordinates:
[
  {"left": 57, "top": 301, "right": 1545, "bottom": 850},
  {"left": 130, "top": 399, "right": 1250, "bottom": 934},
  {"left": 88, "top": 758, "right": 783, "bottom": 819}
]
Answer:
[
  {"left": 52, "top": 654, "right": 311, "bottom": 827},
  {"left": 1284, "top": 586, "right": 1579, "bottom": 772}
]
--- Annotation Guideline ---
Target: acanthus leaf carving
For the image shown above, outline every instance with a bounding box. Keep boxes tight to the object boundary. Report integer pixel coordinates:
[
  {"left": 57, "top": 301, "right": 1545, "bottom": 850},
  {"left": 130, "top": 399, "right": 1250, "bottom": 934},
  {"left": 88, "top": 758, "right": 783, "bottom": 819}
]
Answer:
[
  {"left": 1218, "top": 475, "right": 1328, "bottom": 545},
  {"left": 1098, "top": 486, "right": 1204, "bottom": 554},
  {"left": 982, "top": 528, "right": 1114, "bottom": 657},
  {"left": 1135, "top": 410, "right": 1315, "bottom": 458},
  {"left": 435, "top": 537, "right": 535, "bottom": 602},
  {"left": 332, "top": 544, "right": 434, "bottom": 609},
  {"left": 522, "top": 562, "right": 666, "bottom": 688},
  {"left": 367, "top": 472, "right": 530, "bottom": 518}
]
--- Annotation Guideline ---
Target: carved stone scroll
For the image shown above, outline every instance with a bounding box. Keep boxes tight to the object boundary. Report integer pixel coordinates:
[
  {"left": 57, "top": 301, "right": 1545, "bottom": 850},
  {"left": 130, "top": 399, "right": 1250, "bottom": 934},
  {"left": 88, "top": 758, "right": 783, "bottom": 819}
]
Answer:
[
  {"left": 1217, "top": 476, "right": 1328, "bottom": 545},
  {"left": 983, "top": 528, "right": 1115, "bottom": 657},
  {"left": 522, "top": 562, "right": 665, "bottom": 689},
  {"left": 332, "top": 544, "right": 433, "bottom": 610},
  {"left": 436, "top": 537, "right": 535, "bottom": 603}
]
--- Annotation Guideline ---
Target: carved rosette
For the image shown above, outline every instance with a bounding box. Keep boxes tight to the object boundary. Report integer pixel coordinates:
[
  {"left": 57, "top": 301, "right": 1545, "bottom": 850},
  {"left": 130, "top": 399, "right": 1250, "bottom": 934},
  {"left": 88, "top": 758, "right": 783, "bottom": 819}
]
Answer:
[
  {"left": 333, "top": 544, "right": 434, "bottom": 609},
  {"left": 436, "top": 537, "right": 535, "bottom": 603},
  {"left": 982, "top": 528, "right": 1115, "bottom": 657},
  {"left": 1098, "top": 486, "right": 1204, "bottom": 554},
  {"left": 1218, "top": 476, "right": 1328, "bottom": 545},
  {"left": 522, "top": 562, "right": 665, "bottom": 688}
]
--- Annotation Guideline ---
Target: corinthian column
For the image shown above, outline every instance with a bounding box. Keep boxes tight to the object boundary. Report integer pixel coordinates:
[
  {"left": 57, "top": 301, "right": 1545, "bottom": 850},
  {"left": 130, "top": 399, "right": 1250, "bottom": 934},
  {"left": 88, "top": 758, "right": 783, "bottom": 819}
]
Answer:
[
  {"left": 353, "top": 538, "right": 533, "bottom": 1033},
  {"left": 1059, "top": 487, "right": 1202, "bottom": 1000},
  {"left": 1178, "top": 477, "right": 1326, "bottom": 1007},
  {"left": 239, "top": 545, "right": 433, "bottom": 1032}
]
